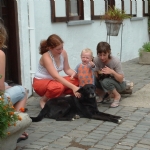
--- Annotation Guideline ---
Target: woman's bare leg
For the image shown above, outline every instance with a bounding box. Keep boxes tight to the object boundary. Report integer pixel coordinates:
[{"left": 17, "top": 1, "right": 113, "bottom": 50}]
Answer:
[
  {"left": 96, "top": 88, "right": 106, "bottom": 102},
  {"left": 112, "top": 89, "right": 121, "bottom": 100},
  {"left": 40, "top": 96, "right": 49, "bottom": 108},
  {"left": 14, "top": 91, "right": 28, "bottom": 111},
  {"left": 110, "top": 89, "right": 121, "bottom": 108}
]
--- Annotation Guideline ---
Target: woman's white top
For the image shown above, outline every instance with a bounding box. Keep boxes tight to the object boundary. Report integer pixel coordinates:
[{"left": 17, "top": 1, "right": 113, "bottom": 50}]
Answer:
[{"left": 34, "top": 51, "right": 64, "bottom": 79}]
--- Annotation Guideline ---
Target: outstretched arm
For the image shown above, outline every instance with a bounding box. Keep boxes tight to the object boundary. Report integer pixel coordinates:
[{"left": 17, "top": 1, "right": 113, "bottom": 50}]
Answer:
[
  {"left": 70, "top": 71, "right": 77, "bottom": 80},
  {"left": 63, "top": 50, "right": 76, "bottom": 76}
]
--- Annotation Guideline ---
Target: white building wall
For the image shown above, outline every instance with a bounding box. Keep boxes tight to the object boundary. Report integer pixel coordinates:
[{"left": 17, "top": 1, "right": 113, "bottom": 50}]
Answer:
[
  {"left": 16, "top": 0, "right": 32, "bottom": 96},
  {"left": 17, "top": 0, "right": 149, "bottom": 96}
]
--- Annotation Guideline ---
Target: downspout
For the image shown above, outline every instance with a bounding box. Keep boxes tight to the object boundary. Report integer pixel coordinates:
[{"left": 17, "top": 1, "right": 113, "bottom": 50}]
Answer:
[{"left": 27, "top": 0, "right": 36, "bottom": 87}]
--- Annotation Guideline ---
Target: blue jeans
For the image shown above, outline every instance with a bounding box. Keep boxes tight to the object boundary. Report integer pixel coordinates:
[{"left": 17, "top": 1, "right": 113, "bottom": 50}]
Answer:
[{"left": 4, "top": 85, "right": 26, "bottom": 105}]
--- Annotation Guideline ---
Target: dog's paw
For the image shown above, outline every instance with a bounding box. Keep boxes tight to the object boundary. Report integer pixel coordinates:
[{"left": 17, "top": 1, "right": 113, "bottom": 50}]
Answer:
[
  {"left": 74, "top": 114, "right": 80, "bottom": 119},
  {"left": 72, "top": 118, "right": 75, "bottom": 121},
  {"left": 118, "top": 118, "right": 122, "bottom": 124}
]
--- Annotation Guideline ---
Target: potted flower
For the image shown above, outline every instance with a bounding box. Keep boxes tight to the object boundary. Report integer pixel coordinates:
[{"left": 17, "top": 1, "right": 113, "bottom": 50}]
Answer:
[
  {"left": 139, "top": 42, "right": 150, "bottom": 64},
  {"left": 0, "top": 75, "right": 31, "bottom": 150},
  {"left": 0, "top": 96, "right": 22, "bottom": 138},
  {"left": 101, "top": 6, "right": 131, "bottom": 36},
  {"left": 0, "top": 76, "right": 22, "bottom": 139}
]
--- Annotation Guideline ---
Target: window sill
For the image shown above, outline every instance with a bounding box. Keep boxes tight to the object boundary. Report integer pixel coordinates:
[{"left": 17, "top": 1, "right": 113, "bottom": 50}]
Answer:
[
  {"left": 67, "top": 20, "right": 94, "bottom": 26},
  {"left": 130, "top": 17, "right": 144, "bottom": 21}
]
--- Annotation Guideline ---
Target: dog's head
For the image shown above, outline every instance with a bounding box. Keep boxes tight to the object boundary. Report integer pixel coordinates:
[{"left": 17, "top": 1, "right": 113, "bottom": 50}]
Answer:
[{"left": 77, "top": 84, "right": 96, "bottom": 98}]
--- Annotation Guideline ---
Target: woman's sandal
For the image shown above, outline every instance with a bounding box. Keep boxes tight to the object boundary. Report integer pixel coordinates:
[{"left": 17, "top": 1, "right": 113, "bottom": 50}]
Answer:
[
  {"left": 110, "top": 100, "right": 120, "bottom": 108},
  {"left": 126, "top": 81, "right": 134, "bottom": 90},
  {"left": 17, "top": 132, "right": 28, "bottom": 143}
]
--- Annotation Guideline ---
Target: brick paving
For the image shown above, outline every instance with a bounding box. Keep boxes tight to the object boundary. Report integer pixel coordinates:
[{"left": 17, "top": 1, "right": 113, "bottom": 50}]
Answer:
[{"left": 15, "top": 58, "right": 150, "bottom": 150}]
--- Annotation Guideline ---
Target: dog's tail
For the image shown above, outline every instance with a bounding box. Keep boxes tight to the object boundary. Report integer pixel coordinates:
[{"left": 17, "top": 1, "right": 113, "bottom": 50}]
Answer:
[{"left": 30, "top": 105, "right": 48, "bottom": 122}]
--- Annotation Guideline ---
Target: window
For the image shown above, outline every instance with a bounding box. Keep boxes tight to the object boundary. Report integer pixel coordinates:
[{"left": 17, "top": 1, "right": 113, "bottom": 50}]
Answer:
[
  {"left": 107, "top": 0, "right": 115, "bottom": 9},
  {"left": 51, "top": 0, "right": 83, "bottom": 22},
  {"left": 69, "top": 0, "right": 78, "bottom": 16},
  {"left": 91, "top": 0, "right": 115, "bottom": 20}
]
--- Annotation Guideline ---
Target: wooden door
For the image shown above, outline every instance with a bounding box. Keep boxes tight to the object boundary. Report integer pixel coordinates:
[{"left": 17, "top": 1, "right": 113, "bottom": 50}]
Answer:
[{"left": 0, "top": 0, "right": 21, "bottom": 85}]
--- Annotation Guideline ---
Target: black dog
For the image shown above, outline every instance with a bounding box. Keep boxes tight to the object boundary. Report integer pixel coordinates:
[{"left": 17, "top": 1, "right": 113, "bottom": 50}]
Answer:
[
  {"left": 95, "top": 70, "right": 111, "bottom": 81},
  {"left": 31, "top": 84, "right": 122, "bottom": 124}
]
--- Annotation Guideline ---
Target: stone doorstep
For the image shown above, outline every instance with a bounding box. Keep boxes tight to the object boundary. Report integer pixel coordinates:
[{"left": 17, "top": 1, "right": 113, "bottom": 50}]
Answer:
[{"left": 0, "top": 113, "right": 32, "bottom": 150}]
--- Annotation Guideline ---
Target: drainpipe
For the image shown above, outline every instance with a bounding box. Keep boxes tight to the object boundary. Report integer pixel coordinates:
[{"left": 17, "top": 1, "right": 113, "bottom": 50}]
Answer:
[{"left": 27, "top": 0, "right": 36, "bottom": 85}]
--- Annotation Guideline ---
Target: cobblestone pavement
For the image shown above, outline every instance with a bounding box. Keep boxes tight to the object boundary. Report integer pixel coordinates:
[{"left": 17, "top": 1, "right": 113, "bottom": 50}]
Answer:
[{"left": 16, "top": 58, "right": 150, "bottom": 150}]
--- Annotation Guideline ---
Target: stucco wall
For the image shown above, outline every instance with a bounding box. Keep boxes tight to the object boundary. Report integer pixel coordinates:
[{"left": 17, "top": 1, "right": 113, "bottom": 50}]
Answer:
[{"left": 17, "top": 0, "right": 149, "bottom": 95}]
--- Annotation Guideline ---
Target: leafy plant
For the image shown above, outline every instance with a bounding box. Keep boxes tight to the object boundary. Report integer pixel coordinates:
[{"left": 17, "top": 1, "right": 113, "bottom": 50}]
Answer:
[
  {"left": 139, "top": 42, "right": 150, "bottom": 56},
  {"left": 0, "top": 76, "right": 22, "bottom": 139},
  {"left": 101, "top": 6, "right": 131, "bottom": 21}
]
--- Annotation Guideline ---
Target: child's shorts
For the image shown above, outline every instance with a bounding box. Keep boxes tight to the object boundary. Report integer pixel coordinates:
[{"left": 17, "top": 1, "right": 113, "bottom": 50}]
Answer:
[{"left": 4, "top": 85, "right": 26, "bottom": 105}]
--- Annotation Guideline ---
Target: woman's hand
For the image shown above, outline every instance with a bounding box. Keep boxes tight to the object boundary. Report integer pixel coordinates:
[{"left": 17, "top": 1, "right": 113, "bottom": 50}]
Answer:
[
  {"left": 70, "top": 72, "right": 76, "bottom": 80},
  {"left": 102, "top": 66, "right": 124, "bottom": 83},
  {"left": 101, "top": 66, "right": 113, "bottom": 74},
  {"left": 72, "top": 86, "right": 81, "bottom": 98},
  {"left": 5, "top": 86, "right": 11, "bottom": 90}
]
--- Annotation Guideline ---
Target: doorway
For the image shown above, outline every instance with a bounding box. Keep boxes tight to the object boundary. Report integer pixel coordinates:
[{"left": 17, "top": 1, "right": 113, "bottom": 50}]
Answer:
[{"left": 0, "top": 0, "right": 21, "bottom": 85}]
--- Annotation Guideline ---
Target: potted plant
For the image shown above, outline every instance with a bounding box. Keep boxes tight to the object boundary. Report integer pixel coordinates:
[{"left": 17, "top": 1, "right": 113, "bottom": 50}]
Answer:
[
  {"left": 0, "top": 75, "right": 31, "bottom": 150},
  {"left": 101, "top": 6, "right": 131, "bottom": 36},
  {"left": 0, "top": 87, "right": 22, "bottom": 139},
  {"left": 139, "top": 42, "right": 150, "bottom": 64}
]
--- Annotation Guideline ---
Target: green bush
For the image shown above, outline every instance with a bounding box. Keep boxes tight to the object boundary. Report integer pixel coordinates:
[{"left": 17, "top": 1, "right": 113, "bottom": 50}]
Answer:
[
  {"left": 142, "top": 42, "right": 150, "bottom": 52},
  {"left": 139, "top": 42, "right": 150, "bottom": 56}
]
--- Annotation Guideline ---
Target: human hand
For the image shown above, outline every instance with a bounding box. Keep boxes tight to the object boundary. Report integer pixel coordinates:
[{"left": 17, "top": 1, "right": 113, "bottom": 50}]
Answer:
[
  {"left": 89, "top": 61, "right": 95, "bottom": 68},
  {"left": 75, "top": 92, "right": 81, "bottom": 98},
  {"left": 5, "top": 86, "right": 11, "bottom": 90},
  {"left": 101, "top": 66, "right": 113, "bottom": 74},
  {"left": 70, "top": 75, "right": 75, "bottom": 80},
  {"left": 73, "top": 86, "right": 81, "bottom": 98}
]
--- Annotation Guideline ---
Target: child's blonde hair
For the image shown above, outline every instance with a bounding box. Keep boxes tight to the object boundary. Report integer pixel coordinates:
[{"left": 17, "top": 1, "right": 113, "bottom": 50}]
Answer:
[
  {"left": 0, "top": 22, "right": 7, "bottom": 49},
  {"left": 81, "top": 48, "right": 93, "bottom": 58}
]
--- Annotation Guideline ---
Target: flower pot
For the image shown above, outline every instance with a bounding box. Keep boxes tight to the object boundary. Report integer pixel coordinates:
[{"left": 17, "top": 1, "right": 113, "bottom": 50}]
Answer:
[
  {"left": 105, "top": 20, "right": 122, "bottom": 36},
  {"left": 139, "top": 51, "right": 150, "bottom": 65},
  {"left": 0, "top": 113, "right": 32, "bottom": 150}
]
